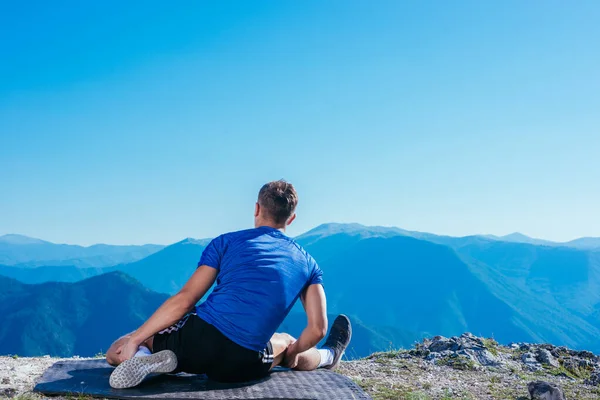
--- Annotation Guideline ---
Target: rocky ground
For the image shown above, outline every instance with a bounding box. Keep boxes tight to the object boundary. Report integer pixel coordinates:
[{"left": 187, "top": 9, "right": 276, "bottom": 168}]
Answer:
[
  {"left": 0, "top": 355, "right": 68, "bottom": 399},
  {"left": 339, "top": 333, "right": 600, "bottom": 399},
  {"left": 2, "top": 334, "right": 600, "bottom": 399}
]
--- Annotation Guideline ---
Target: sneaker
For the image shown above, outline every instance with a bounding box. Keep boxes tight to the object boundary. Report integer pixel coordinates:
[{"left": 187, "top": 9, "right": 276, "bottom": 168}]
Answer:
[
  {"left": 109, "top": 350, "right": 178, "bottom": 389},
  {"left": 322, "top": 314, "right": 352, "bottom": 370}
]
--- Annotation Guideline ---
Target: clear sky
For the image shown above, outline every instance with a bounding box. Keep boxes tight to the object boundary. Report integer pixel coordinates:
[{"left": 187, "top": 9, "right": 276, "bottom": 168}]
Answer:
[{"left": 1, "top": 1, "right": 599, "bottom": 245}]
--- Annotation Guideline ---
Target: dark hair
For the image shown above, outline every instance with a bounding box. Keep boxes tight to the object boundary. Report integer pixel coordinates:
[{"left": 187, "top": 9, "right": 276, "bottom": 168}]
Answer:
[{"left": 258, "top": 180, "right": 298, "bottom": 224}]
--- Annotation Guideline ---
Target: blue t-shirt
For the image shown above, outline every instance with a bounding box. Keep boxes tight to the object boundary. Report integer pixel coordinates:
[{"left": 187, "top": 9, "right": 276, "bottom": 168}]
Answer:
[{"left": 195, "top": 226, "right": 323, "bottom": 352}]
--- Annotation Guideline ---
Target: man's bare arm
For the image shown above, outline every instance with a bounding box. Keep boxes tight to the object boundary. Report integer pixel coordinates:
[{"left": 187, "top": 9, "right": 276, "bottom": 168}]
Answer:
[
  {"left": 126, "top": 266, "right": 218, "bottom": 351},
  {"left": 288, "top": 284, "right": 328, "bottom": 356}
]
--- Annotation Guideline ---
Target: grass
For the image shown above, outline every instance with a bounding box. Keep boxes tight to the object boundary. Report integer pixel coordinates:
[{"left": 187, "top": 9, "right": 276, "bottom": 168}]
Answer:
[
  {"left": 545, "top": 364, "right": 592, "bottom": 380},
  {"left": 482, "top": 338, "right": 499, "bottom": 357},
  {"left": 404, "top": 392, "right": 432, "bottom": 400},
  {"left": 440, "top": 390, "right": 454, "bottom": 400},
  {"left": 436, "top": 355, "right": 477, "bottom": 371},
  {"left": 3, "top": 392, "right": 99, "bottom": 400},
  {"left": 353, "top": 378, "right": 435, "bottom": 400},
  {"left": 12, "top": 394, "right": 40, "bottom": 400},
  {"left": 65, "top": 394, "right": 96, "bottom": 400}
]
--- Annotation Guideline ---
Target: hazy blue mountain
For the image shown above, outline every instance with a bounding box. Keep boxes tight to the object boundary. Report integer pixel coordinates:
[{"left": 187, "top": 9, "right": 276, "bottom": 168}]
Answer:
[
  {"left": 0, "top": 271, "right": 416, "bottom": 359},
  {"left": 114, "top": 238, "right": 210, "bottom": 294},
  {"left": 0, "top": 234, "right": 48, "bottom": 245},
  {"left": 564, "top": 237, "right": 600, "bottom": 250},
  {"left": 301, "top": 233, "right": 534, "bottom": 344},
  {"left": 484, "top": 232, "right": 600, "bottom": 250},
  {"left": 0, "top": 238, "right": 210, "bottom": 292},
  {"left": 0, "top": 234, "right": 164, "bottom": 268},
  {"left": 487, "top": 232, "right": 558, "bottom": 247},
  {"left": 280, "top": 312, "right": 423, "bottom": 359},
  {"left": 0, "top": 272, "right": 168, "bottom": 357},
  {"left": 296, "top": 223, "right": 600, "bottom": 353},
  {"left": 454, "top": 241, "right": 600, "bottom": 351},
  {"left": 2, "top": 224, "right": 600, "bottom": 357},
  {"left": 0, "top": 264, "right": 103, "bottom": 284}
]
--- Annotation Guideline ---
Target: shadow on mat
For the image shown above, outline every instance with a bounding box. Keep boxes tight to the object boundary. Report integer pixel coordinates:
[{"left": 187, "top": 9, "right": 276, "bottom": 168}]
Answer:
[{"left": 38, "top": 364, "right": 273, "bottom": 396}]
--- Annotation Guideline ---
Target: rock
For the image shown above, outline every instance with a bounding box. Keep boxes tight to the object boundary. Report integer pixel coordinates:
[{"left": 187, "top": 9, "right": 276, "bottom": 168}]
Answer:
[
  {"left": 461, "top": 348, "right": 500, "bottom": 367},
  {"left": 1, "top": 376, "right": 9, "bottom": 384},
  {"left": 561, "top": 357, "right": 590, "bottom": 378},
  {"left": 520, "top": 344, "right": 532, "bottom": 352},
  {"left": 0, "top": 387, "right": 16, "bottom": 397},
  {"left": 536, "top": 348, "right": 559, "bottom": 368},
  {"left": 527, "top": 381, "right": 566, "bottom": 400},
  {"left": 428, "top": 336, "right": 455, "bottom": 352},
  {"left": 577, "top": 350, "right": 596, "bottom": 359},
  {"left": 584, "top": 371, "right": 600, "bottom": 386},
  {"left": 522, "top": 352, "right": 543, "bottom": 371}
]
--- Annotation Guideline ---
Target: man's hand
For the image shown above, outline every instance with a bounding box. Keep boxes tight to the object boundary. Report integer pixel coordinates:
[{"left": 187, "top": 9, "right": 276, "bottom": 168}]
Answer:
[
  {"left": 283, "top": 341, "right": 300, "bottom": 369},
  {"left": 117, "top": 337, "right": 142, "bottom": 364}
]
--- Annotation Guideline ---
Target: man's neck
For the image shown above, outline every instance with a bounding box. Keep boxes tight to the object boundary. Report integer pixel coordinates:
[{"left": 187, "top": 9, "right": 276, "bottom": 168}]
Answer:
[{"left": 256, "top": 221, "right": 286, "bottom": 233}]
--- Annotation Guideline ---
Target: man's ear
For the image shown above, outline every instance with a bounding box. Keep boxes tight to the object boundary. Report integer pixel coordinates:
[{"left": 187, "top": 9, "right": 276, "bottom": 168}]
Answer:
[
  {"left": 287, "top": 213, "right": 296, "bottom": 226},
  {"left": 254, "top": 202, "right": 260, "bottom": 218}
]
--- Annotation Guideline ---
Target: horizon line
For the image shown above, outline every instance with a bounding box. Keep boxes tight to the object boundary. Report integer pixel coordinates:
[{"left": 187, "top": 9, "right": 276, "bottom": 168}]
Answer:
[{"left": 1, "top": 222, "right": 598, "bottom": 248}]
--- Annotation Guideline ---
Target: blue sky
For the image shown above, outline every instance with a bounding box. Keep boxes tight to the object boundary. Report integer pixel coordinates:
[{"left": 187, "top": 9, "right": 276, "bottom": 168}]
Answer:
[{"left": 1, "top": 1, "right": 599, "bottom": 245}]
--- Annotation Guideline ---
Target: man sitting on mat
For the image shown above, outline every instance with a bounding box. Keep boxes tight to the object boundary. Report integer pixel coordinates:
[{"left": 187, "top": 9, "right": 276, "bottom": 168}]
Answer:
[{"left": 106, "top": 180, "right": 352, "bottom": 388}]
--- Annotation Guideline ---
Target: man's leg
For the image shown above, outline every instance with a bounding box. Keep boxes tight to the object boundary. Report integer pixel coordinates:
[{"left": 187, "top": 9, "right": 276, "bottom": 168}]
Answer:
[
  {"left": 270, "top": 333, "right": 322, "bottom": 371},
  {"left": 106, "top": 333, "right": 154, "bottom": 366},
  {"left": 270, "top": 315, "right": 352, "bottom": 372}
]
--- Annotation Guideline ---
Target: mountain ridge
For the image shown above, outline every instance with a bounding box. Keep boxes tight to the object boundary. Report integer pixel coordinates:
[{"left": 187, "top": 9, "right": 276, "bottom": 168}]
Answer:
[{"left": 2, "top": 223, "right": 600, "bottom": 358}]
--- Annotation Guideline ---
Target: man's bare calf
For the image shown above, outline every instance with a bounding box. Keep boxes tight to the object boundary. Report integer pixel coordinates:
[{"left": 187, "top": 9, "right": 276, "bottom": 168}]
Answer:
[
  {"left": 271, "top": 315, "right": 352, "bottom": 371},
  {"left": 270, "top": 332, "right": 321, "bottom": 371}
]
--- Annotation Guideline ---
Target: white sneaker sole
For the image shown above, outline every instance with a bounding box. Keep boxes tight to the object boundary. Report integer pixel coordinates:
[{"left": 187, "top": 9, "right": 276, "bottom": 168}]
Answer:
[{"left": 109, "top": 350, "right": 178, "bottom": 389}]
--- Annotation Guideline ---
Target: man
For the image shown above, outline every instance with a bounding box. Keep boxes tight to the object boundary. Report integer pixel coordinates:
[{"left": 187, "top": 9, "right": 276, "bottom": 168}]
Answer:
[{"left": 106, "top": 180, "right": 352, "bottom": 388}]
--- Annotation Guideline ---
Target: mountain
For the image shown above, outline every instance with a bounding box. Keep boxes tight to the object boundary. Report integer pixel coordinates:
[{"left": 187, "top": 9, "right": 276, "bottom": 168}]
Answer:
[
  {"left": 2, "top": 223, "right": 600, "bottom": 358},
  {"left": 0, "top": 238, "right": 211, "bottom": 293},
  {"left": 0, "top": 270, "right": 415, "bottom": 360},
  {"left": 114, "top": 238, "right": 211, "bottom": 294},
  {"left": 0, "top": 272, "right": 168, "bottom": 357},
  {"left": 485, "top": 231, "right": 600, "bottom": 250},
  {"left": 565, "top": 237, "right": 600, "bottom": 250},
  {"left": 280, "top": 312, "right": 422, "bottom": 359},
  {"left": 0, "top": 234, "right": 48, "bottom": 245},
  {"left": 0, "top": 234, "right": 165, "bottom": 268},
  {"left": 498, "top": 232, "right": 557, "bottom": 246},
  {"left": 295, "top": 223, "right": 600, "bottom": 353},
  {"left": 299, "top": 233, "right": 535, "bottom": 346},
  {"left": 453, "top": 240, "right": 600, "bottom": 350},
  {"left": 0, "top": 264, "right": 103, "bottom": 284}
]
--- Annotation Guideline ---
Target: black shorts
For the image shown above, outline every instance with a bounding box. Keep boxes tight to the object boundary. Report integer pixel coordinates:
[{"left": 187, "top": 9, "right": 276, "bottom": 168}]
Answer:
[{"left": 152, "top": 313, "right": 274, "bottom": 383}]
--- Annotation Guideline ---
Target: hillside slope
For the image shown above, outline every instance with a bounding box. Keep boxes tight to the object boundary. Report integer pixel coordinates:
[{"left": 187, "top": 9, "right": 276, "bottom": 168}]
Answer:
[
  {"left": 2, "top": 224, "right": 600, "bottom": 356},
  {"left": 0, "top": 273, "right": 168, "bottom": 357},
  {"left": 0, "top": 234, "right": 164, "bottom": 268},
  {"left": 301, "top": 234, "right": 534, "bottom": 347}
]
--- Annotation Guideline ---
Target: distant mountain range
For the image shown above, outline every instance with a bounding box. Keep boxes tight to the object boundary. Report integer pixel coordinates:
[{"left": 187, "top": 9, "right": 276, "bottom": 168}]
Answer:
[
  {"left": 484, "top": 232, "right": 600, "bottom": 249},
  {"left": 0, "top": 224, "right": 599, "bottom": 358},
  {"left": 0, "top": 234, "right": 164, "bottom": 268},
  {"left": 0, "top": 272, "right": 168, "bottom": 357}
]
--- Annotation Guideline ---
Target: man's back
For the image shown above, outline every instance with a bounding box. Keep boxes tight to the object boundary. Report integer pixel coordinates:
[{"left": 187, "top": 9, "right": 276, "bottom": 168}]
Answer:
[
  {"left": 107, "top": 181, "right": 351, "bottom": 388},
  {"left": 196, "top": 226, "right": 323, "bottom": 351}
]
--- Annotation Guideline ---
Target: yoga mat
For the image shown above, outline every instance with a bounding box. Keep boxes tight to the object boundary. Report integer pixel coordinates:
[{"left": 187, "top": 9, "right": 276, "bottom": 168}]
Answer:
[{"left": 34, "top": 359, "right": 371, "bottom": 399}]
